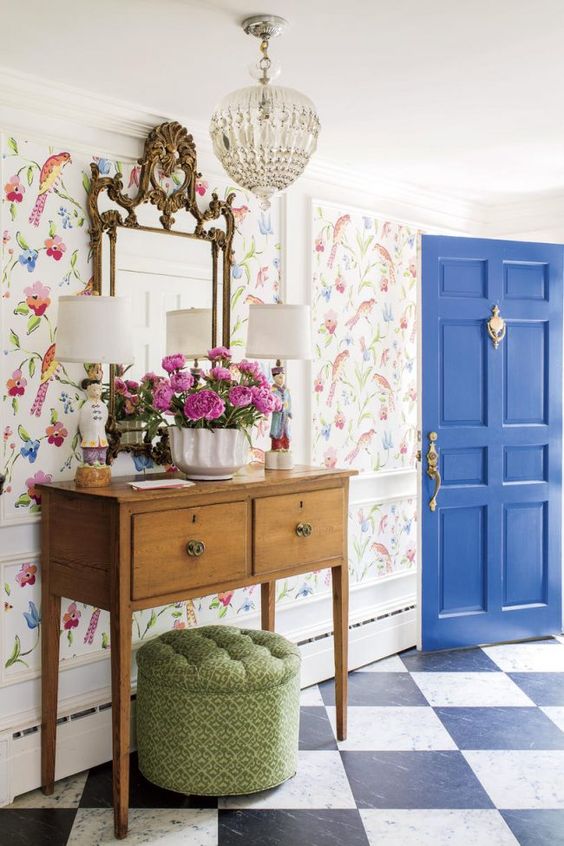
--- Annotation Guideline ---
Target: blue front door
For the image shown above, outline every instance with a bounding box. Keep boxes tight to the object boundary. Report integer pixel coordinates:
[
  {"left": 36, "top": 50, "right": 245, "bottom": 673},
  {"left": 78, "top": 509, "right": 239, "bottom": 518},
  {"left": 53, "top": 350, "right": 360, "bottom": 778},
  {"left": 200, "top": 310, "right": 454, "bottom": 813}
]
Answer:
[{"left": 421, "top": 235, "right": 563, "bottom": 651}]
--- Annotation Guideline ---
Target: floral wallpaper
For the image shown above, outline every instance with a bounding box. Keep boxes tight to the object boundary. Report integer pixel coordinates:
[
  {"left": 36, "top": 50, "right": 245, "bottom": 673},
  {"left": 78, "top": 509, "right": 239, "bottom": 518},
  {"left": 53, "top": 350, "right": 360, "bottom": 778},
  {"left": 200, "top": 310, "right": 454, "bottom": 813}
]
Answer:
[
  {"left": 0, "top": 140, "right": 418, "bottom": 683},
  {"left": 311, "top": 203, "right": 418, "bottom": 472},
  {"left": 349, "top": 498, "right": 416, "bottom": 584},
  {"left": 309, "top": 202, "right": 418, "bottom": 599},
  {"left": 0, "top": 132, "right": 284, "bottom": 678}
]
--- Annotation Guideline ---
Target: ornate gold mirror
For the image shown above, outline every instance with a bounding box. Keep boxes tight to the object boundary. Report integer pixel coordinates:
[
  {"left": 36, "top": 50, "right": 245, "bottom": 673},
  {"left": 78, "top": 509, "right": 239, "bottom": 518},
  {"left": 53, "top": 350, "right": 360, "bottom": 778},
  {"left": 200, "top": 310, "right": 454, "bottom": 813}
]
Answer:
[{"left": 88, "top": 122, "right": 235, "bottom": 463}]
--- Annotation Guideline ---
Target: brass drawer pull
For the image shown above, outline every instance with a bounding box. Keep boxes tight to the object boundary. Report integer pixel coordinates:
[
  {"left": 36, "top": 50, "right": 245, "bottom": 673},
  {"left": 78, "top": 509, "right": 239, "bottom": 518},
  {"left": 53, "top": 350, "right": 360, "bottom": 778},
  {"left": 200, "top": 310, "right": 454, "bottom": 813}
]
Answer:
[
  {"left": 296, "top": 522, "right": 313, "bottom": 538},
  {"left": 186, "top": 539, "right": 205, "bottom": 557}
]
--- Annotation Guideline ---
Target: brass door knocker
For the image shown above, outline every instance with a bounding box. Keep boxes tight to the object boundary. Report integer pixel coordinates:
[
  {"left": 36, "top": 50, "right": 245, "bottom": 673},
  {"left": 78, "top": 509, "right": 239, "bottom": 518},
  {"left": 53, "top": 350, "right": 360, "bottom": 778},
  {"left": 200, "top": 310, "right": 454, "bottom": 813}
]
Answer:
[
  {"left": 426, "top": 431, "right": 441, "bottom": 512},
  {"left": 487, "top": 304, "right": 506, "bottom": 349}
]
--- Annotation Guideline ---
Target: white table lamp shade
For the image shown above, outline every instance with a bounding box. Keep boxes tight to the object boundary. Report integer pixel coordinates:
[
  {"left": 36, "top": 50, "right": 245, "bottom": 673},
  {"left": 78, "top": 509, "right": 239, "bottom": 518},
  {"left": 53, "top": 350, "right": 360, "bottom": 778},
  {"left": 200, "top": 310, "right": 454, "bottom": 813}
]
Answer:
[
  {"left": 56, "top": 296, "right": 134, "bottom": 364},
  {"left": 246, "top": 304, "right": 312, "bottom": 360},
  {"left": 166, "top": 308, "right": 212, "bottom": 358}
]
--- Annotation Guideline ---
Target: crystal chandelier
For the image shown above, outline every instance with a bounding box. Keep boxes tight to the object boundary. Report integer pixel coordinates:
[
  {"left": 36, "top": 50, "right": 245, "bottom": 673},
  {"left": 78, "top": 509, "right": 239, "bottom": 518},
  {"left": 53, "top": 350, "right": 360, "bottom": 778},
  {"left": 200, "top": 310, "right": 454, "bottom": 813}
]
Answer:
[{"left": 209, "top": 15, "right": 321, "bottom": 209}]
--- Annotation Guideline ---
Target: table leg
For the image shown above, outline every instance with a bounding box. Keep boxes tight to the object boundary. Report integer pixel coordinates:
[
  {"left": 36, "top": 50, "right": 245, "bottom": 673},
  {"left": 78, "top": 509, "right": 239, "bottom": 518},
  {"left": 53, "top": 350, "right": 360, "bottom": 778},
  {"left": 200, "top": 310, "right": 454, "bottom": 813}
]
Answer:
[
  {"left": 261, "top": 581, "right": 276, "bottom": 631},
  {"left": 110, "top": 610, "right": 132, "bottom": 839},
  {"left": 332, "top": 564, "right": 349, "bottom": 740},
  {"left": 41, "top": 588, "right": 61, "bottom": 795}
]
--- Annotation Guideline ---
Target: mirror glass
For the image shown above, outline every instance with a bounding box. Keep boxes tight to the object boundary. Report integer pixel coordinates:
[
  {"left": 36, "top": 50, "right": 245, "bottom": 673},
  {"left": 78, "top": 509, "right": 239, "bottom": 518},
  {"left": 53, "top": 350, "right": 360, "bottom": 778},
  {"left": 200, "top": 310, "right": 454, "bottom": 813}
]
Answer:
[
  {"left": 99, "top": 225, "right": 222, "bottom": 446},
  {"left": 108, "top": 227, "right": 217, "bottom": 378}
]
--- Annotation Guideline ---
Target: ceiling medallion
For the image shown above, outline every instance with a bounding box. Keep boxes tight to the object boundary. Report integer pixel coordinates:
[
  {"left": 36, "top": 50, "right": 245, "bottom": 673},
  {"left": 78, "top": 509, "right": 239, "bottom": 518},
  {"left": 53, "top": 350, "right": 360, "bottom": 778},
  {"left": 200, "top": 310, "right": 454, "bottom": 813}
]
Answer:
[{"left": 209, "top": 14, "right": 321, "bottom": 209}]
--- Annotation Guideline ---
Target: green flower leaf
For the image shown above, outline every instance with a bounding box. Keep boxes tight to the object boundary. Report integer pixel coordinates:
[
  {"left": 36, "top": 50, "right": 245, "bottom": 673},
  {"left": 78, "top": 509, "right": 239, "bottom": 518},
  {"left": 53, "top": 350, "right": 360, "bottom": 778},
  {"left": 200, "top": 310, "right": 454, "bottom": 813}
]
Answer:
[
  {"left": 11, "top": 396, "right": 18, "bottom": 414},
  {"left": 9, "top": 203, "right": 16, "bottom": 221},
  {"left": 7, "top": 137, "right": 18, "bottom": 154},
  {"left": 26, "top": 166, "right": 34, "bottom": 186},
  {"left": 50, "top": 408, "right": 58, "bottom": 424},
  {"left": 4, "top": 583, "right": 11, "bottom": 596},
  {"left": 15, "top": 494, "right": 31, "bottom": 508},
  {"left": 67, "top": 629, "right": 73, "bottom": 646},
  {"left": 18, "top": 424, "right": 31, "bottom": 442},
  {"left": 48, "top": 219, "right": 56, "bottom": 238},
  {"left": 230, "top": 285, "right": 245, "bottom": 310},
  {"left": 27, "top": 315, "right": 41, "bottom": 335},
  {"left": 29, "top": 358, "right": 36, "bottom": 378},
  {"left": 70, "top": 249, "right": 78, "bottom": 269},
  {"left": 14, "top": 302, "right": 29, "bottom": 315},
  {"left": 82, "top": 173, "right": 91, "bottom": 194},
  {"left": 147, "top": 610, "right": 157, "bottom": 630},
  {"left": 16, "top": 231, "right": 29, "bottom": 251},
  {"left": 5, "top": 635, "right": 21, "bottom": 668}
]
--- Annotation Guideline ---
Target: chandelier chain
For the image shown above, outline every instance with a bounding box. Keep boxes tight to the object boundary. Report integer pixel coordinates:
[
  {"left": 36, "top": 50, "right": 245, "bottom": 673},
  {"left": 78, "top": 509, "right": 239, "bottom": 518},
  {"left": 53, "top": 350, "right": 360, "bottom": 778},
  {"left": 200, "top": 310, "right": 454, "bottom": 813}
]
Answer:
[{"left": 258, "top": 38, "right": 272, "bottom": 85}]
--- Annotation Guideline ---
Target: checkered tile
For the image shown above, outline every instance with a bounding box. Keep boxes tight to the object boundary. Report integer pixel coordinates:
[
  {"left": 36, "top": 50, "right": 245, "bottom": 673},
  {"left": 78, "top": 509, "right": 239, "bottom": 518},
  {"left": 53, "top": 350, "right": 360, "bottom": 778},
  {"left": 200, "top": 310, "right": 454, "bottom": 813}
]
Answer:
[{"left": 2, "top": 637, "right": 564, "bottom": 845}]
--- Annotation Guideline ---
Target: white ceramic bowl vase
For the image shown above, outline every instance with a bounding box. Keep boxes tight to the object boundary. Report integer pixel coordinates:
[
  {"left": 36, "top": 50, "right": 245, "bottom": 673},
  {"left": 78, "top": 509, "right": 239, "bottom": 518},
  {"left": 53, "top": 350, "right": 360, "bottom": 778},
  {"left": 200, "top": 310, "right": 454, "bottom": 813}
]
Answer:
[{"left": 168, "top": 426, "right": 249, "bottom": 481}]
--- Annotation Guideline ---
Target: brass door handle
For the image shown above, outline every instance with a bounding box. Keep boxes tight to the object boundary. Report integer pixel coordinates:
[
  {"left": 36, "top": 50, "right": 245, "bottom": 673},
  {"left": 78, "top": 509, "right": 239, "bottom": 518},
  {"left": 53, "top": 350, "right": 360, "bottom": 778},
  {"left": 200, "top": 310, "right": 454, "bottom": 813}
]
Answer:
[
  {"left": 426, "top": 431, "right": 441, "bottom": 512},
  {"left": 186, "top": 539, "right": 205, "bottom": 557},
  {"left": 296, "top": 522, "right": 313, "bottom": 537}
]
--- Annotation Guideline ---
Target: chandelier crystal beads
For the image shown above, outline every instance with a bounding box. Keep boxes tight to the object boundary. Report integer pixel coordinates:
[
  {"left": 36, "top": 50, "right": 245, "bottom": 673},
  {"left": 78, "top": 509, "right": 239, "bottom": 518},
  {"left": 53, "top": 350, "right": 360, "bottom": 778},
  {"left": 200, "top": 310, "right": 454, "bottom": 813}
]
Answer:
[{"left": 209, "top": 15, "right": 321, "bottom": 209}]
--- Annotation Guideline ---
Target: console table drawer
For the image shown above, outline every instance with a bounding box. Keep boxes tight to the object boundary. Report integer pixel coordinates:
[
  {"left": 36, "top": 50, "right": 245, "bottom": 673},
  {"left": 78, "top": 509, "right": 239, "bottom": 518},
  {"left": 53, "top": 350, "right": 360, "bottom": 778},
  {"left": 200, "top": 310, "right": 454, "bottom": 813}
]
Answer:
[
  {"left": 253, "top": 487, "right": 344, "bottom": 575},
  {"left": 132, "top": 502, "right": 248, "bottom": 600}
]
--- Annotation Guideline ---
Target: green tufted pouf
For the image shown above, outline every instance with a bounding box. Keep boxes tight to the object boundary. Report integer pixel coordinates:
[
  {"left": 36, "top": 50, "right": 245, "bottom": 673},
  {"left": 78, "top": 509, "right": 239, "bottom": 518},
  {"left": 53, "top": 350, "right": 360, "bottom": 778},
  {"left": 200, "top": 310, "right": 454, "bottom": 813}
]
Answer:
[{"left": 136, "top": 625, "right": 301, "bottom": 796}]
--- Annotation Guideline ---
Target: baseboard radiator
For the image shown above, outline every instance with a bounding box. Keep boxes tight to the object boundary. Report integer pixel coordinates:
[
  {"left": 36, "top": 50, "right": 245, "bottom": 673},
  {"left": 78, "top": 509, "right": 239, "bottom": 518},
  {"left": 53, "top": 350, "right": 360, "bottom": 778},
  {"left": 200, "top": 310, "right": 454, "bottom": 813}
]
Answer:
[{"left": 0, "top": 603, "right": 415, "bottom": 805}]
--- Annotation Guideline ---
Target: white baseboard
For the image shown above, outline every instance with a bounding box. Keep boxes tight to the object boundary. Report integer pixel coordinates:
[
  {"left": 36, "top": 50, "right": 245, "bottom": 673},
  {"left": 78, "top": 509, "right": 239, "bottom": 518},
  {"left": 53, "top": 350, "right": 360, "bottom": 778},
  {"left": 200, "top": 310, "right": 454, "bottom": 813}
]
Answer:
[{"left": 0, "top": 603, "right": 415, "bottom": 805}]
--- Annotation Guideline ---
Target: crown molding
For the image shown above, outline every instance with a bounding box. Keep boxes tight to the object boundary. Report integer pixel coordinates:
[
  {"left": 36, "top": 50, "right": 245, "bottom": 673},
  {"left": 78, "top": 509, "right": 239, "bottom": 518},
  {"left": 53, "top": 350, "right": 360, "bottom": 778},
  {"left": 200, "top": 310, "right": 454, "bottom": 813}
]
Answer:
[
  {"left": 0, "top": 65, "right": 560, "bottom": 236},
  {"left": 304, "top": 158, "right": 485, "bottom": 232},
  {"left": 0, "top": 66, "right": 164, "bottom": 139},
  {"left": 484, "top": 191, "right": 564, "bottom": 237}
]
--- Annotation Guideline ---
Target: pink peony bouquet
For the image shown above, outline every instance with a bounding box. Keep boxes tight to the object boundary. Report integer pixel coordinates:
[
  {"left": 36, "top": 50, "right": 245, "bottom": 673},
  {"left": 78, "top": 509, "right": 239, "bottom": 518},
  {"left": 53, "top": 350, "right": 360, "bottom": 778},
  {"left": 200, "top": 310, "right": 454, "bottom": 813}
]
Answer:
[{"left": 146, "top": 347, "right": 282, "bottom": 435}]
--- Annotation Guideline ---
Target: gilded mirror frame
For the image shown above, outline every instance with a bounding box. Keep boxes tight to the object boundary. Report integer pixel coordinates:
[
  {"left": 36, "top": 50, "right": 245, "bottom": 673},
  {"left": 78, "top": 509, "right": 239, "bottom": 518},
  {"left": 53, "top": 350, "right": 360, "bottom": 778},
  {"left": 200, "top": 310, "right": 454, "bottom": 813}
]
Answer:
[{"left": 87, "top": 121, "right": 235, "bottom": 464}]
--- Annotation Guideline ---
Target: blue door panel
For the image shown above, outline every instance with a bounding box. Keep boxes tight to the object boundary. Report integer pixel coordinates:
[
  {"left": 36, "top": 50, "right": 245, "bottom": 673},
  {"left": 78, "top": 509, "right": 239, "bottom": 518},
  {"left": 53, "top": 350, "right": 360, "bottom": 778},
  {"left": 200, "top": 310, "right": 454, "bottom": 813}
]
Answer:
[
  {"left": 504, "top": 445, "right": 546, "bottom": 483},
  {"left": 440, "top": 257, "right": 488, "bottom": 298},
  {"left": 503, "top": 502, "right": 547, "bottom": 607},
  {"left": 504, "top": 261, "right": 548, "bottom": 300},
  {"left": 441, "top": 321, "right": 486, "bottom": 425},
  {"left": 439, "top": 505, "right": 487, "bottom": 615},
  {"left": 504, "top": 322, "right": 547, "bottom": 424},
  {"left": 441, "top": 447, "right": 487, "bottom": 486},
  {"left": 422, "top": 235, "right": 563, "bottom": 650}
]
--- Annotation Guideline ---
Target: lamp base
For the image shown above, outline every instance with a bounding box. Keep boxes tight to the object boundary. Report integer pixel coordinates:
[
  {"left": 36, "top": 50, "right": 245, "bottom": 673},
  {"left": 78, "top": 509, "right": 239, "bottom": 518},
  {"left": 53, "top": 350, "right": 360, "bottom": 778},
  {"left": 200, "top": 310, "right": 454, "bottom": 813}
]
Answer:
[
  {"left": 265, "top": 449, "right": 294, "bottom": 471},
  {"left": 75, "top": 464, "right": 111, "bottom": 488}
]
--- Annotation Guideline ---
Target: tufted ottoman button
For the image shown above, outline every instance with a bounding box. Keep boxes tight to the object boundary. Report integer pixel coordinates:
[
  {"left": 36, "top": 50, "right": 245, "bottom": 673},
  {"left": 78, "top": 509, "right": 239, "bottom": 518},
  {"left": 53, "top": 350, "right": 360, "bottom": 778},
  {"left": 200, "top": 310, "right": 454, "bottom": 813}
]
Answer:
[{"left": 136, "top": 625, "right": 301, "bottom": 796}]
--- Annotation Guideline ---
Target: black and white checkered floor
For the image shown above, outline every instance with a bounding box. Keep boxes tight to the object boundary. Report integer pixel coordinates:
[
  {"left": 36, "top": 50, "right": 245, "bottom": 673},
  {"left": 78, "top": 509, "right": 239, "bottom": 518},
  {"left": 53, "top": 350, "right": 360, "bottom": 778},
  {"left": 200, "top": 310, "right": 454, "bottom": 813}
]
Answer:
[{"left": 3, "top": 636, "right": 564, "bottom": 845}]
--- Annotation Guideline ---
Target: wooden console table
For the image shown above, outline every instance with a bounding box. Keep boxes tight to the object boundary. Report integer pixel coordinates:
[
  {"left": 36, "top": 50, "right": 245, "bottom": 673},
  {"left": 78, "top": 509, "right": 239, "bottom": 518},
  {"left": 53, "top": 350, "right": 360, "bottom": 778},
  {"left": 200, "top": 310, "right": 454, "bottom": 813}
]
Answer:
[{"left": 39, "top": 465, "right": 355, "bottom": 838}]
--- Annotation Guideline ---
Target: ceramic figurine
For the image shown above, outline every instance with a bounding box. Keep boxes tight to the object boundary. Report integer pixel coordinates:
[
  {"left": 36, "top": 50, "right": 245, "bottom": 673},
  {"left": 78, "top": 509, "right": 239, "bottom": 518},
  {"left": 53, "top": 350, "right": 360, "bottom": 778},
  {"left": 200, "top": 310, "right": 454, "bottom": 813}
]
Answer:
[
  {"left": 265, "top": 364, "right": 294, "bottom": 469},
  {"left": 270, "top": 365, "right": 292, "bottom": 451},
  {"left": 79, "top": 379, "right": 109, "bottom": 465}
]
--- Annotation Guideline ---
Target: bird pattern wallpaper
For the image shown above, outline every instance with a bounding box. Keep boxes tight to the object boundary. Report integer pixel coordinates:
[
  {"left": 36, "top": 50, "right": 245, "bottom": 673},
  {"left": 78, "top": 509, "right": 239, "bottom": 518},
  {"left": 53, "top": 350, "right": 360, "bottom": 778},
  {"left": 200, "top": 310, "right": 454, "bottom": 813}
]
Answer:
[
  {"left": 311, "top": 202, "right": 418, "bottom": 472},
  {"left": 0, "top": 136, "right": 417, "bottom": 682},
  {"left": 311, "top": 201, "right": 418, "bottom": 584}
]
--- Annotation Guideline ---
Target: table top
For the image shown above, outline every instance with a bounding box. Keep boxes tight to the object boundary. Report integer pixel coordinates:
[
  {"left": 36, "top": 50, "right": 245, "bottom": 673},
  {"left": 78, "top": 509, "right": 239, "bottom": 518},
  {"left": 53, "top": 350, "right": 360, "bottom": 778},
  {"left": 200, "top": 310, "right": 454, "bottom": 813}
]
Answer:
[{"left": 38, "top": 463, "right": 357, "bottom": 503}]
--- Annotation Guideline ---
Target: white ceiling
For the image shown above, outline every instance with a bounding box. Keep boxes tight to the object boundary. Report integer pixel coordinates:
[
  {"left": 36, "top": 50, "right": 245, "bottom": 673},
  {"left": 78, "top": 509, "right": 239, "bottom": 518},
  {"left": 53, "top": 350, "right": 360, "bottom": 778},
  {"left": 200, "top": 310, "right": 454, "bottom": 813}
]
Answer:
[{"left": 3, "top": 0, "right": 564, "bottom": 205}]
